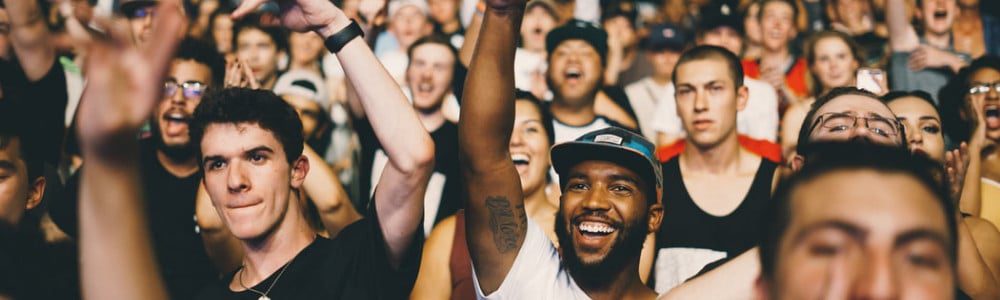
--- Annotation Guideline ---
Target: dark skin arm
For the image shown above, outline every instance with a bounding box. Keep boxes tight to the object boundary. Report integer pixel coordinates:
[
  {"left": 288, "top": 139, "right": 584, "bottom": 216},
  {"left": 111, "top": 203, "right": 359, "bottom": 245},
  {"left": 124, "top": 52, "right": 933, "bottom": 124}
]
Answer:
[{"left": 458, "top": 0, "right": 528, "bottom": 294}]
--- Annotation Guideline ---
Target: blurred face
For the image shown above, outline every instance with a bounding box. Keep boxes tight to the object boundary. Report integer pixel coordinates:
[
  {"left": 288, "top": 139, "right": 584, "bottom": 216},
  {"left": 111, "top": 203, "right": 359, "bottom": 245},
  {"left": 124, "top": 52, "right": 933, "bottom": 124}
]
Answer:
[
  {"left": 699, "top": 27, "right": 744, "bottom": 56},
  {"left": 156, "top": 59, "right": 211, "bottom": 150},
  {"left": 520, "top": 6, "right": 558, "bottom": 52},
  {"left": 556, "top": 160, "right": 662, "bottom": 282},
  {"left": 0, "top": 9, "right": 10, "bottom": 60},
  {"left": 0, "top": 138, "right": 38, "bottom": 226},
  {"left": 288, "top": 32, "right": 325, "bottom": 66},
  {"left": 744, "top": 3, "right": 763, "bottom": 45},
  {"left": 211, "top": 14, "right": 233, "bottom": 53},
  {"left": 920, "top": 0, "right": 957, "bottom": 36},
  {"left": 889, "top": 97, "right": 945, "bottom": 163},
  {"left": 406, "top": 43, "right": 455, "bottom": 113},
  {"left": 968, "top": 67, "right": 1000, "bottom": 142},
  {"left": 834, "top": 0, "right": 874, "bottom": 32},
  {"left": 511, "top": 100, "right": 551, "bottom": 194},
  {"left": 127, "top": 5, "right": 156, "bottom": 46},
  {"left": 547, "top": 40, "right": 603, "bottom": 105},
  {"left": 759, "top": 1, "right": 797, "bottom": 52},
  {"left": 428, "top": 0, "right": 458, "bottom": 25},
  {"left": 603, "top": 16, "right": 637, "bottom": 48},
  {"left": 675, "top": 59, "right": 748, "bottom": 149},
  {"left": 282, "top": 95, "right": 323, "bottom": 137},
  {"left": 201, "top": 123, "right": 307, "bottom": 240},
  {"left": 807, "top": 95, "right": 902, "bottom": 146},
  {"left": 389, "top": 6, "right": 431, "bottom": 49},
  {"left": 767, "top": 170, "right": 954, "bottom": 300},
  {"left": 647, "top": 49, "right": 683, "bottom": 81},
  {"left": 811, "top": 37, "right": 859, "bottom": 91},
  {"left": 236, "top": 28, "right": 280, "bottom": 85}
]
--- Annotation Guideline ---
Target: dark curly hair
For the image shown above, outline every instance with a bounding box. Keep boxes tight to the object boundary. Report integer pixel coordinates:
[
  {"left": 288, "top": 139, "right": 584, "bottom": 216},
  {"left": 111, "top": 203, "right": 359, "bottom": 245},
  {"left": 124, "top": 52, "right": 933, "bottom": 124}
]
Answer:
[{"left": 190, "top": 88, "right": 304, "bottom": 164}]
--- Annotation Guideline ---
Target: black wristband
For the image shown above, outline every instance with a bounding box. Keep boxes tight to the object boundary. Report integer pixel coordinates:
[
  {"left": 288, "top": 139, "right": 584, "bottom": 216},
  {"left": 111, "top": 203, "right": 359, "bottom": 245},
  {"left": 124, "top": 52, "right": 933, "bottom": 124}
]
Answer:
[{"left": 324, "top": 21, "right": 364, "bottom": 53}]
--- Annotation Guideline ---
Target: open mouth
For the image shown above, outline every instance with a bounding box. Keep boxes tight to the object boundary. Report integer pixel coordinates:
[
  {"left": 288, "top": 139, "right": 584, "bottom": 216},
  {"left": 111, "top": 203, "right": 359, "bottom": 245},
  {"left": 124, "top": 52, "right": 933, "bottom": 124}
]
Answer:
[
  {"left": 986, "top": 105, "right": 1000, "bottom": 129},
  {"left": 578, "top": 221, "right": 616, "bottom": 236},
  {"left": 416, "top": 82, "right": 434, "bottom": 93},
  {"left": 512, "top": 153, "right": 531, "bottom": 174},
  {"left": 564, "top": 67, "right": 583, "bottom": 83},
  {"left": 933, "top": 10, "right": 948, "bottom": 20},
  {"left": 161, "top": 111, "right": 191, "bottom": 136}
]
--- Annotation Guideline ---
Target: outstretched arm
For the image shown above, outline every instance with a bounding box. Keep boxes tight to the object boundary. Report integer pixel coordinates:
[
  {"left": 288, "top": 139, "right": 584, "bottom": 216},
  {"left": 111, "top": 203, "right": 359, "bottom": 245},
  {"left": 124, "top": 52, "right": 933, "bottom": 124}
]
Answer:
[
  {"left": 458, "top": 0, "right": 527, "bottom": 294},
  {"left": 233, "top": 0, "right": 435, "bottom": 268},
  {"left": 7, "top": 0, "right": 56, "bottom": 81},
  {"left": 75, "top": 0, "right": 186, "bottom": 298},
  {"left": 886, "top": 0, "right": 919, "bottom": 52}
]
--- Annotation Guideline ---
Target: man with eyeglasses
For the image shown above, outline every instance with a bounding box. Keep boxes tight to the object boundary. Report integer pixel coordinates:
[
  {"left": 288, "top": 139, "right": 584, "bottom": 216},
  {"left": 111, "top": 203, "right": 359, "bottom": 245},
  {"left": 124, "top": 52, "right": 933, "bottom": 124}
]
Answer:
[
  {"left": 647, "top": 45, "right": 780, "bottom": 294},
  {"left": 50, "top": 38, "right": 226, "bottom": 299}
]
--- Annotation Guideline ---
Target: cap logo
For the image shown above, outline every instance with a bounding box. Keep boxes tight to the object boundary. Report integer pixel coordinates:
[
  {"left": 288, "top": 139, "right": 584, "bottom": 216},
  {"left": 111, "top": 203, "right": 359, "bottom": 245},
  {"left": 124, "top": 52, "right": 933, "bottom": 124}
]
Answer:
[
  {"left": 720, "top": 4, "right": 731, "bottom": 16},
  {"left": 663, "top": 28, "right": 675, "bottom": 38},
  {"left": 594, "top": 134, "right": 624, "bottom": 145}
]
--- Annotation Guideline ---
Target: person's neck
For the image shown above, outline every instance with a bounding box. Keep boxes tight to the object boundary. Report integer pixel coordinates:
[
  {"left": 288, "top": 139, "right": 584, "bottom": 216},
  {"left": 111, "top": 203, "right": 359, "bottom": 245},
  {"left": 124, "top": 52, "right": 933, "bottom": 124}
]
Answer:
[
  {"left": 239, "top": 200, "right": 316, "bottom": 285},
  {"left": 441, "top": 19, "right": 461, "bottom": 34},
  {"left": 417, "top": 106, "right": 447, "bottom": 132},
  {"left": 551, "top": 96, "right": 598, "bottom": 126},
  {"left": 924, "top": 31, "right": 951, "bottom": 49},
  {"left": 578, "top": 260, "right": 655, "bottom": 300},
  {"left": 680, "top": 133, "right": 744, "bottom": 174},
  {"left": 156, "top": 150, "right": 199, "bottom": 178},
  {"left": 523, "top": 185, "right": 555, "bottom": 218},
  {"left": 760, "top": 47, "right": 791, "bottom": 65},
  {"left": 290, "top": 61, "right": 321, "bottom": 75},
  {"left": 650, "top": 75, "right": 671, "bottom": 86},
  {"left": 260, "top": 74, "right": 278, "bottom": 90}
]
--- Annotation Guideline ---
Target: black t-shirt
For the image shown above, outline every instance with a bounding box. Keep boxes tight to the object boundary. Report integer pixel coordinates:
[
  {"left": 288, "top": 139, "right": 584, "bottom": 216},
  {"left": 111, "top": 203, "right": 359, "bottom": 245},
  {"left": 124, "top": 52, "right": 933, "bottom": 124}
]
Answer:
[
  {"left": 0, "top": 58, "right": 69, "bottom": 167},
  {"left": 194, "top": 202, "right": 423, "bottom": 299},
  {"left": 0, "top": 221, "right": 80, "bottom": 300},
  {"left": 354, "top": 118, "right": 464, "bottom": 228},
  {"left": 50, "top": 139, "right": 215, "bottom": 299}
]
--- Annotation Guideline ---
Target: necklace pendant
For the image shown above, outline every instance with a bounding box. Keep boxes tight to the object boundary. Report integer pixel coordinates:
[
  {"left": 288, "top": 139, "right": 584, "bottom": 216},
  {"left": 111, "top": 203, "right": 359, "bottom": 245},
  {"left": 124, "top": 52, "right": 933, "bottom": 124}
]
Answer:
[{"left": 258, "top": 296, "right": 270, "bottom": 300}]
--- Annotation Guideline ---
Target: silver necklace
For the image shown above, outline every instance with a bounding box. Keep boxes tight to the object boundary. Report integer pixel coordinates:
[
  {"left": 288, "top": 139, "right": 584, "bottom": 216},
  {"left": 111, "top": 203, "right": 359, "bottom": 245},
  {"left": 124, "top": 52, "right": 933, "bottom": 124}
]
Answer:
[{"left": 238, "top": 259, "right": 293, "bottom": 300}]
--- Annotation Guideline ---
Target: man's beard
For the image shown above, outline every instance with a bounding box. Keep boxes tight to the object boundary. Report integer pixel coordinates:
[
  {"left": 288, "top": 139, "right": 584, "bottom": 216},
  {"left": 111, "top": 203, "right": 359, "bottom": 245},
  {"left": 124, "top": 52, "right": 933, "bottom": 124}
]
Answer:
[
  {"left": 150, "top": 120, "right": 195, "bottom": 161},
  {"left": 555, "top": 209, "right": 649, "bottom": 290}
]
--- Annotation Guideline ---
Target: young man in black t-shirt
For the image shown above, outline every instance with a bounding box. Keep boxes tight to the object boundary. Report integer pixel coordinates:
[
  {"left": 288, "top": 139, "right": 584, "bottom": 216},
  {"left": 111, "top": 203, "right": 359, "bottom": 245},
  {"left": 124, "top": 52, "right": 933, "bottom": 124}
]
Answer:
[
  {"left": 192, "top": 0, "right": 435, "bottom": 297},
  {"left": 355, "top": 34, "right": 462, "bottom": 235},
  {"left": 650, "top": 46, "right": 780, "bottom": 293}
]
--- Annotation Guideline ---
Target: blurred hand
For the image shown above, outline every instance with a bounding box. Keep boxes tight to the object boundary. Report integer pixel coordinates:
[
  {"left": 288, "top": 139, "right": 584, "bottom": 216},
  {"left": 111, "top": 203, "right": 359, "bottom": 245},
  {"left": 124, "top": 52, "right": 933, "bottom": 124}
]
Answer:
[
  {"left": 199, "top": 0, "right": 219, "bottom": 16},
  {"left": 74, "top": 0, "right": 186, "bottom": 157},
  {"left": 760, "top": 65, "right": 786, "bottom": 90},
  {"left": 232, "top": 0, "right": 345, "bottom": 33},
  {"left": 945, "top": 142, "right": 971, "bottom": 202},
  {"left": 224, "top": 58, "right": 261, "bottom": 89}
]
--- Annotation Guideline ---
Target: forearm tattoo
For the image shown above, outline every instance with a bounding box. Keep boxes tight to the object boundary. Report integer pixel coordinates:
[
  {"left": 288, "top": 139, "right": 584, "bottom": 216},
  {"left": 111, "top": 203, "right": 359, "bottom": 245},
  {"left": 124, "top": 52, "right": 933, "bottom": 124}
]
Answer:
[{"left": 486, "top": 196, "right": 524, "bottom": 253}]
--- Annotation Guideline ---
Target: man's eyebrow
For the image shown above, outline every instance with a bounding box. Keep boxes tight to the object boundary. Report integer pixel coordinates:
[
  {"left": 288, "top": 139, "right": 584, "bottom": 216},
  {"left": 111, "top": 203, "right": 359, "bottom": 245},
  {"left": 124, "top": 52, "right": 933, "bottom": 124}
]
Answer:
[
  {"left": 608, "top": 174, "right": 640, "bottom": 186},
  {"left": 919, "top": 116, "right": 941, "bottom": 122},
  {"left": 791, "top": 220, "right": 867, "bottom": 245},
  {"left": 895, "top": 228, "right": 952, "bottom": 253},
  {"left": 0, "top": 160, "right": 16, "bottom": 171},
  {"left": 244, "top": 146, "right": 274, "bottom": 155}
]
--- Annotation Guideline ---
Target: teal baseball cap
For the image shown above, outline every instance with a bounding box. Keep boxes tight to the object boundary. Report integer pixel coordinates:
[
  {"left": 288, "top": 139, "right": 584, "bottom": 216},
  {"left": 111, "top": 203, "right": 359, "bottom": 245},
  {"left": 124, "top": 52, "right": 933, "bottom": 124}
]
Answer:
[{"left": 550, "top": 127, "right": 663, "bottom": 192}]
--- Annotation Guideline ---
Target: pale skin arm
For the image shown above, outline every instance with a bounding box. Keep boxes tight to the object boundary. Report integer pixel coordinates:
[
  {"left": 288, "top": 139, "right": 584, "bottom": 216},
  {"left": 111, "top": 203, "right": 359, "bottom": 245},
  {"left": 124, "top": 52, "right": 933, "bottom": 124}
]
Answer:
[
  {"left": 955, "top": 215, "right": 1000, "bottom": 300},
  {"left": 595, "top": 91, "right": 639, "bottom": 130},
  {"left": 301, "top": 143, "right": 362, "bottom": 237},
  {"left": 459, "top": 0, "right": 528, "bottom": 294},
  {"left": 233, "top": 0, "right": 435, "bottom": 267},
  {"left": 195, "top": 183, "right": 244, "bottom": 274},
  {"left": 74, "top": 0, "right": 185, "bottom": 298},
  {"left": 7, "top": 0, "right": 56, "bottom": 81},
  {"left": 886, "top": 0, "right": 920, "bottom": 52},
  {"left": 410, "top": 215, "right": 458, "bottom": 300},
  {"left": 967, "top": 218, "right": 1000, "bottom": 297}
]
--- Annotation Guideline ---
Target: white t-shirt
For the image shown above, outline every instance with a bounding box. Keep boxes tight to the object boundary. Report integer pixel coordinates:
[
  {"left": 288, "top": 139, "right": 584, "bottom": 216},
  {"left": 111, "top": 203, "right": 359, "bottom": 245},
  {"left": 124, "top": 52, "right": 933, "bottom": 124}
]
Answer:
[
  {"left": 624, "top": 77, "right": 674, "bottom": 141},
  {"left": 472, "top": 218, "right": 591, "bottom": 300},
  {"left": 377, "top": 50, "right": 410, "bottom": 86},
  {"left": 649, "top": 77, "right": 779, "bottom": 142},
  {"left": 553, "top": 116, "right": 613, "bottom": 144},
  {"left": 514, "top": 48, "right": 547, "bottom": 93}
]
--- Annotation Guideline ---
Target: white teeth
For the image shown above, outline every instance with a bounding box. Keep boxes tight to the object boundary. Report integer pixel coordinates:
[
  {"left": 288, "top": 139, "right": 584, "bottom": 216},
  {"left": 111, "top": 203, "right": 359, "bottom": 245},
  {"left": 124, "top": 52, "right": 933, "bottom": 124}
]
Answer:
[
  {"left": 418, "top": 83, "right": 433, "bottom": 92},
  {"left": 511, "top": 153, "right": 530, "bottom": 164},
  {"left": 578, "top": 221, "right": 615, "bottom": 234}
]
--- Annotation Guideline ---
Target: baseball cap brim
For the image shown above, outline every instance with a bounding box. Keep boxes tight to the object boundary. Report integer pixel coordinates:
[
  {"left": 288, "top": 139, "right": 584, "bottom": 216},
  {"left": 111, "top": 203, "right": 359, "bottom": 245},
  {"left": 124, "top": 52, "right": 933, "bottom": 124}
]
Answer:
[
  {"left": 551, "top": 141, "right": 663, "bottom": 191},
  {"left": 119, "top": 0, "right": 158, "bottom": 15}
]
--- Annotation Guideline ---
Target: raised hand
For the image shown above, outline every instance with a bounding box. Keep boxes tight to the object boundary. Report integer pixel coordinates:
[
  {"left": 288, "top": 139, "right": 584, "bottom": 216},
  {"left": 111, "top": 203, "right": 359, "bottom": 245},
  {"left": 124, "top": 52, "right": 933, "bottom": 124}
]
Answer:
[
  {"left": 224, "top": 58, "right": 261, "bottom": 89},
  {"left": 945, "top": 142, "right": 971, "bottom": 202},
  {"left": 74, "top": 0, "right": 186, "bottom": 157},
  {"left": 232, "top": 0, "right": 344, "bottom": 34}
]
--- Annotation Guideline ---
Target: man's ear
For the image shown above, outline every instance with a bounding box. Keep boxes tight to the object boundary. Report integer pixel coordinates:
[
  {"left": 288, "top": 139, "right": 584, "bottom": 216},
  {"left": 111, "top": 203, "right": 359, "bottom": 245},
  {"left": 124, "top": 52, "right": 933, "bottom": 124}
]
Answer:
[
  {"left": 736, "top": 85, "right": 750, "bottom": 112},
  {"left": 789, "top": 154, "right": 805, "bottom": 173},
  {"left": 290, "top": 154, "right": 310, "bottom": 189},
  {"left": 25, "top": 176, "right": 46, "bottom": 211}
]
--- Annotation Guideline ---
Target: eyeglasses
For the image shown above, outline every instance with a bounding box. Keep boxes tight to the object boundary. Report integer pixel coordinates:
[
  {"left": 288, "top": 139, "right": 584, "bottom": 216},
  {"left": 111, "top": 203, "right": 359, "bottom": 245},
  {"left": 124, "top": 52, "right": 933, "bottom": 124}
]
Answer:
[
  {"left": 809, "top": 112, "right": 901, "bottom": 138},
  {"left": 127, "top": 6, "right": 156, "bottom": 19},
  {"left": 164, "top": 81, "right": 206, "bottom": 99},
  {"left": 968, "top": 82, "right": 1000, "bottom": 95}
]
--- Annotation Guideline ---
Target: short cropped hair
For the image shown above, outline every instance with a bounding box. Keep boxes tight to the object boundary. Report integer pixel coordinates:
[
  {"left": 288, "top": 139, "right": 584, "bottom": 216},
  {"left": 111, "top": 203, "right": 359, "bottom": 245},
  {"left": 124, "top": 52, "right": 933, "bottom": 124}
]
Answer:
[
  {"left": 190, "top": 88, "right": 304, "bottom": 164},
  {"left": 176, "top": 38, "right": 226, "bottom": 86},
  {"left": 672, "top": 45, "right": 744, "bottom": 88},
  {"left": 759, "top": 142, "right": 958, "bottom": 280}
]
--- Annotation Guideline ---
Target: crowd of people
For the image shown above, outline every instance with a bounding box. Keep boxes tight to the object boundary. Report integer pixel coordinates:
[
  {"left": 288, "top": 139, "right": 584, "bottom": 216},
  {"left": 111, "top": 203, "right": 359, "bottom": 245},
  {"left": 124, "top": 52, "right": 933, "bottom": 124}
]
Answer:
[{"left": 0, "top": 0, "right": 999, "bottom": 298}]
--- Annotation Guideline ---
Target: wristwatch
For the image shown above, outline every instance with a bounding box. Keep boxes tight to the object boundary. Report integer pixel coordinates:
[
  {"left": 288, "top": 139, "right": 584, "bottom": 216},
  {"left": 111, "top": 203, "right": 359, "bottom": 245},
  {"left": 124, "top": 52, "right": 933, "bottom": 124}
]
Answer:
[{"left": 324, "top": 20, "right": 364, "bottom": 53}]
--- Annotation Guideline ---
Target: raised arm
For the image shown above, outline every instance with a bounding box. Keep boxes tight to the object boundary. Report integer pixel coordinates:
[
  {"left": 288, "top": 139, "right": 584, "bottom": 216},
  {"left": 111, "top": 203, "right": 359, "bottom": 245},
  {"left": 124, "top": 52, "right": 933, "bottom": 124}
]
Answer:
[
  {"left": 301, "top": 143, "right": 362, "bottom": 237},
  {"left": 458, "top": 0, "right": 527, "bottom": 294},
  {"left": 886, "top": 0, "right": 919, "bottom": 52},
  {"left": 233, "top": 0, "right": 434, "bottom": 267},
  {"left": 7, "top": 0, "right": 56, "bottom": 81},
  {"left": 74, "top": 0, "right": 185, "bottom": 298}
]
